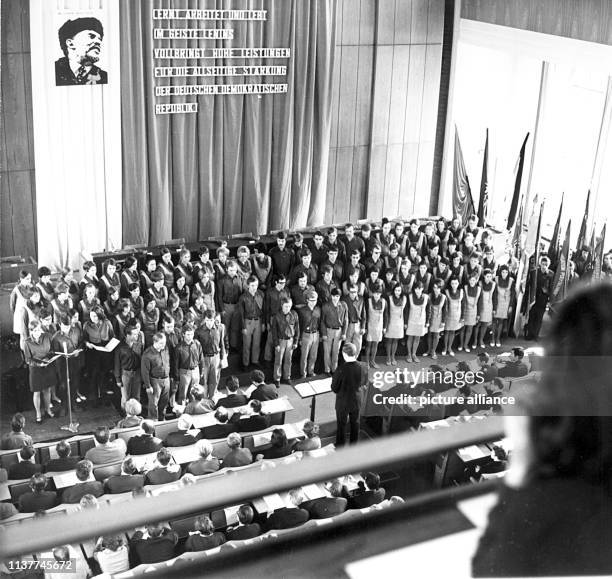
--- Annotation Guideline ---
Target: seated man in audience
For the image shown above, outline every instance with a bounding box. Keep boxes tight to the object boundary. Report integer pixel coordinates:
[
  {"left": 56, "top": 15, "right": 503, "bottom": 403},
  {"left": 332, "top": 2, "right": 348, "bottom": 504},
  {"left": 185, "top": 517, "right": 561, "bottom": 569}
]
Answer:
[
  {"left": 495, "top": 347, "right": 529, "bottom": 378},
  {"left": 477, "top": 352, "right": 499, "bottom": 383},
  {"left": 301, "top": 481, "right": 348, "bottom": 519},
  {"left": 0, "top": 502, "right": 18, "bottom": 521},
  {"left": 230, "top": 399, "right": 272, "bottom": 433},
  {"left": 104, "top": 457, "right": 145, "bottom": 494},
  {"left": 183, "top": 385, "right": 215, "bottom": 415},
  {"left": 226, "top": 504, "right": 262, "bottom": 541},
  {"left": 130, "top": 522, "right": 178, "bottom": 565},
  {"left": 44, "top": 440, "right": 80, "bottom": 472},
  {"left": 349, "top": 472, "right": 386, "bottom": 509},
  {"left": 163, "top": 415, "right": 201, "bottom": 447},
  {"left": 483, "top": 378, "right": 510, "bottom": 413},
  {"left": 259, "top": 428, "right": 293, "bottom": 460},
  {"left": 215, "top": 376, "right": 248, "bottom": 409},
  {"left": 187, "top": 439, "right": 221, "bottom": 475},
  {"left": 85, "top": 426, "right": 127, "bottom": 465},
  {"left": 144, "top": 448, "right": 181, "bottom": 485},
  {"left": 8, "top": 445, "right": 43, "bottom": 480},
  {"left": 221, "top": 432, "right": 252, "bottom": 468},
  {"left": 476, "top": 445, "right": 509, "bottom": 478},
  {"left": 184, "top": 515, "right": 226, "bottom": 552},
  {"left": 62, "top": 459, "right": 104, "bottom": 504},
  {"left": 18, "top": 473, "right": 57, "bottom": 513},
  {"left": 126, "top": 420, "right": 163, "bottom": 456},
  {"left": 1, "top": 413, "right": 33, "bottom": 450},
  {"left": 265, "top": 489, "right": 310, "bottom": 530},
  {"left": 248, "top": 369, "right": 279, "bottom": 402},
  {"left": 201, "top": 407, "right": 238, "bottom": 439}
]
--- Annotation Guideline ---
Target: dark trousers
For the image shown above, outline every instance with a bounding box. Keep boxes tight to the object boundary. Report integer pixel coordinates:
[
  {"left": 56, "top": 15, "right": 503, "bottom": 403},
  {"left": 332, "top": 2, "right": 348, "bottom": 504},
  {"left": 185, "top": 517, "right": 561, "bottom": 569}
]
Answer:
[
  {"left": 526, "top": 303, "right": 546, "bottom": 340},
  {"left": 86, "top": 350, "right": 112, "bottom": 398},
  {"left": 336, "top": 407, "right": 360, "bottom": 446}
]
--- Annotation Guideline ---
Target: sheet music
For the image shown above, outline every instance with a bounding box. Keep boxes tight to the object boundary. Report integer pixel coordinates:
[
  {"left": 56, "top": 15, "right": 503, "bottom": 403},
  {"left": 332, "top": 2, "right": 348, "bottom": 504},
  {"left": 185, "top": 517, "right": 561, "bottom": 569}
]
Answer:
[
  {"left": 310, "top": 377, "right": 332, "bottom": 394},
  {"left": 252, "top": 432, "right": 273, "bottom": 447},
  {"left": 224, "top": 505, "right": 240, "bottom": 526},
  {"left": 294, "top": 382, "right": 315, "bottom": 397},
  {"left": 301, "top": 483, "right": 327, "bottom": 501},
  {"left": 90, "top": 337, "right": 120, "bottom": 352},
  {"left": 262, "top": 493, "right": 286, "bottom": 512},
  {"left": 53, "top": 471, "right": 95, "bottom": 489}
]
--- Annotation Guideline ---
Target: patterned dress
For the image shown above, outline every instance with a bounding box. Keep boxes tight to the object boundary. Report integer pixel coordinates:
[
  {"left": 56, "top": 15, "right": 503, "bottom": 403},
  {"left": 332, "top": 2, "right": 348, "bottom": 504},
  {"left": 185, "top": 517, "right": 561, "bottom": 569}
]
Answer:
[
  {"left": 479, "top": 282, "right": 495, "bottom": 324},
  {"left": 428, "top": 294, "right": 446, "bottom": 333}
]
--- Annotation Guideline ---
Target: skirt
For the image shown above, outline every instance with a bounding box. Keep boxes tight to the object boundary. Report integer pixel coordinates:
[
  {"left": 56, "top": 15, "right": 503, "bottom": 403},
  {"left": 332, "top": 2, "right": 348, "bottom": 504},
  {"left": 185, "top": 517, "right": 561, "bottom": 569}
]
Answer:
[
  {"left": 445, "top": 297, "right": 463, "bottom": 332},
  {"left": 429, "top": 303, "right": 444, "bottom": 333},
  {"left": 29, "top": 364, "right": 57, "bottom": 392}
]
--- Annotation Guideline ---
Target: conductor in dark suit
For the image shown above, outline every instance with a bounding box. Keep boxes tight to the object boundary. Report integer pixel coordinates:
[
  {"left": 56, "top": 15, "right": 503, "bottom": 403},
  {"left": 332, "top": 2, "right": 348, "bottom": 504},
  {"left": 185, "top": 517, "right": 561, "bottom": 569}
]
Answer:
[{"left": 331, "top": 343, "right": 368, "bottom": 446}]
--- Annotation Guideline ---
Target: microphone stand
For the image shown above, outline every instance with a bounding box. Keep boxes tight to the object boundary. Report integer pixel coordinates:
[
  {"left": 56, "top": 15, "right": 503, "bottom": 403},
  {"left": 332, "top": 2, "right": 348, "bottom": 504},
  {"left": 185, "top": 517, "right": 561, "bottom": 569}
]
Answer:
[{"left": 58, "top": 341, "right": 79, "bottom": 433}]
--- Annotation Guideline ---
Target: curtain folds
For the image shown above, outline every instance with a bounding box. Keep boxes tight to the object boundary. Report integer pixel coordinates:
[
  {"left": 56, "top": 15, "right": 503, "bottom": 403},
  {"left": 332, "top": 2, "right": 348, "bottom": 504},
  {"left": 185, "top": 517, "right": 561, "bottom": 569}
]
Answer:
[{"left": 120, "top": 0, "right": 337, "bottom": 245}]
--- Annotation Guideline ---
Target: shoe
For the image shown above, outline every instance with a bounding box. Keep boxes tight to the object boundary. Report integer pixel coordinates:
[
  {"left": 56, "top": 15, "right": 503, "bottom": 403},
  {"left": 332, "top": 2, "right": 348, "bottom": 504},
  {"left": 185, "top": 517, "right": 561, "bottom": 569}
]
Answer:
[
  {"left": 307, "top": 372, "right": 315, "bottom": 378},
  {"left": 36, "top": 416, "right": 43, "bottom": 424},
  {"left": 441, "top": 350, "right": 447, "bottom": 356},
  {"left": 423, "top": 352, "right": 430, "bottom": 357},
  {"left": 370, "top": 361, "right": 379, "bottom": 369},
  {"left": 406, "top": 356, "right": 414, "bottom": 364},
  {"left": 45, "top": 410, "right": 55, "bottom": 419},
  {"left": 274, "top": 380, "right": 281, "bottom": 389},
  {"left": 391, "top": 359, "right": 398, "bottom": 366},
  {"left": 449, "top": 350, "right": 455, "bottom": 356},
  {"left": 465, "top": 347, "right": 471, "bottom": 353},
  {"left": 105, "top": 389, "right": 115, "bottom": 396},
  {"left": 479, "top": 343, "right": 486, "bottom": 348},
  {"left": 76, "top": 392, "right": 87, "bottom": 402},
  {"left": 386, "top": 359, "right": 392, "bottom": 366},
  {"left": 431, "top": 353, "right": 438, "bottom": 360},
  {"left": 490, "top": 342, "right": 495, "bottom": 347},
  {"left": 496, "top": 342, "right": 501, "bottom": 347},
  {"left": 413, "top": 356, "right": 420, "bottom": 363},
  {"left": 52, "top": 397, "right": 62, "bottom": 405},
  {"left": 301, "top": 373, "right": 307, "bottom": 379},
  {"left": 458, "top": 346, "right": 463, "bottom": 351},
  {"left": 472, "top": 343, "right": 478, "bottom": 350}
]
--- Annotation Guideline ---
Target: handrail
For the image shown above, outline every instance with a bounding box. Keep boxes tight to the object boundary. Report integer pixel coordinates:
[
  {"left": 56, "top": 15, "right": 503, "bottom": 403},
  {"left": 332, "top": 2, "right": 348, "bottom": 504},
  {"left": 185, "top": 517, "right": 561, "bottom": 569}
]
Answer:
[{"left": 0, "top": 417, "right": 504, "bottom": 558}]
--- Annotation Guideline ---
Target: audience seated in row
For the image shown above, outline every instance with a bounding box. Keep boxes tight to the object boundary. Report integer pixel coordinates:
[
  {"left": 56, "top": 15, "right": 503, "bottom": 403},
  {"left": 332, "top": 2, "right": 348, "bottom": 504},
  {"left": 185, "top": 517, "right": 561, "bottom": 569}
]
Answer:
[
  {"left": 1, "top": 413, "right": 33, "bottom": 450},
  {"left": 127, "top": 420, "right": 163, "bottom": 456},
  {"left": 62, "top": 460, "right": 104, "bottom": 504},
  {"left": 116, "top": 399, "right": 144, "bottom": 429},
  {"left": 85, "top": 426, "right": 127, "bottom": 465}
]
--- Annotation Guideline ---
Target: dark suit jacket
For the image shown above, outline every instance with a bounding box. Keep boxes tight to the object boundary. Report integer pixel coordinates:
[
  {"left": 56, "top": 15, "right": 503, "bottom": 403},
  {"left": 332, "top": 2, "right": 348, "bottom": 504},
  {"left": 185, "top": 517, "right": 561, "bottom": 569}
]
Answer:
[
  {"left": 8, "top": 461, "right": 43, "bottom": 480},
  {"left": 130, "top": 530, "right": 178, "bottom": 564},
  {"left": 266, "top": 507, "right": 309, "bottom": 530},
  {"left": 226, "top": 523, "right": 262, "bottom": 541},
  {"left": 260, "top": 443, "right": 293, "bottom": 460},
  {"left": 497, "top": 361, "right": 529, "bottom": 379},
  {"left": 55, "top": 57, "right": 108, "bottom": 86},
  {"left": 62, "top": 481, "right": 104, "bottom": 504},
  {"left": 231, "top": 413, "right": 272, "bottom": 433},
  {"left": 44, "top": 457, "right": 80, "bottom": 473},
  {"left": 215, "top": 394, "right": 248, "bottom": 409},
  {"left": 201, "top": 422, "right": 238, "bottom": 440},
  {"left": 145, "top": 467, "right": 181, "bottom": 486},
  {"left": 301, "top": 497, "right": 347, "bottom": 519},
  {"left": 163, "top": 431, "right": 200, "bottom": 447},
  {"left": 222, "top": 448, "right": 253, "bottom": 468},
  {"left": 331, "top": 361, "right": 368, "bottom": 411},
  {"left": 349, "top": 488, "right": 385, "bottom": 509},
  {"left": 104, "top": 474, "right": 145, "bottom": 494},
  {"left": 480, "top": 364, "right": 499, "bottom": 383},
  {"left": 249, "top": 384, "right": 279, "bottom": 402},
  {"left": 184, "top": 531, "right": 226, "bottom": 552},
  {"left": 127, "top": 435, "right": 164, "bottom": 456},
  {"left": 18, "top": 491, "right": 57, "bottom": 513}
]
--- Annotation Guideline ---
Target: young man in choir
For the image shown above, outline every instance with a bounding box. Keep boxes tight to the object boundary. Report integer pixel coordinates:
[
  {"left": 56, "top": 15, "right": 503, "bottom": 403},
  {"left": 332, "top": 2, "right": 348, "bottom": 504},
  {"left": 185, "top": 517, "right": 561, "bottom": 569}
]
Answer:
[
  {"left": 321, "top": 289, "right": 348, "bottom": 375},
  {"left": 194, "top": 311, "right": 225, "bottom": 399},
  {"left": 141, "top": 332, "right": 171, "bottom": 421},
  {"left": 308, "top": 231, "right": 328, "bottom": 269},
  {"left": 114, "top": 321, "right": 143, "bottom": 409},
  {"left": 217, "top": 260, "right": 243, "bottom": 351},
  {"left": 238, "top": 276, "right": 264, "bottom": 371},
  {"left": 343, "top": 283, "right": 367, "bottom": 360},
  {"left": 173, "top": 323, "right": 204, "bottom": 405},
  {"left": 270, "top": 297, "right": 299, "bottom": 387},
  {"left": 322, "top": 246, "right": 344, "bottom": 287},
  {"left": 263, "top": 275, "right": 290, "bottom": 363},
  {"left": 297, "top": 290, "right": 321, "bottom": 378},
  {"left": 290, "top": 271, "right": 315, "bottom": 309},
  {"left": 326, "top": 226, "right": 347, "bottom": 262},
  {"left": 290, "top": 247, "right": 318, "bottom": 287},
  {"left": 343, "top": 223, "right": 366, "bottom": 258},
  {"left": 316, "top": 265, "right": 338, "bottom": 305},
  {"left": 269, "top": 231, "right": 294, "bottom": 277}
]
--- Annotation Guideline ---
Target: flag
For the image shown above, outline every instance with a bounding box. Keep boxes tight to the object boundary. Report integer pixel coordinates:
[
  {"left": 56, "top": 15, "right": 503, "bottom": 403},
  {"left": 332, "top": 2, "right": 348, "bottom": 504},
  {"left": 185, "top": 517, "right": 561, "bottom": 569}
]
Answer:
[
  {"left": 551, "top": 221, "right": 571, "bottom": 303},
  {"left": 522, "top": 201, "right": 545, "bottom": 315},
  {"left": 506, "top": 132, "right": 530, "bottom": 230},
  {"left": 576, "top": 190, "right": 590, "bottom": 251},
  {"left": 591, "top": 223, "right": 607, "bottom": 281},
  {"left": 477, "top": 129, "right": 489, "bottom": 227},
  {"left": 548, "top": 193, "right": 563, "bottom": 270},
  {"left": 452, "top": 128, "right": 476, "bottom": 225},
  {"left": 511, "top": 200, "right": 524, "bottom": 260}
]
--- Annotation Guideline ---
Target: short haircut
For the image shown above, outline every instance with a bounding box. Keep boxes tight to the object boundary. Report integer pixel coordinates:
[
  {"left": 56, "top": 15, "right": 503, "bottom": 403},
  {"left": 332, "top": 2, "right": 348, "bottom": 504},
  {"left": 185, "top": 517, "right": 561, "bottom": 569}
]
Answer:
[
  {"left": 330, "top": 288, "right": 341, "bottom": 297},
  {"left": 364, "top": 472, "right": 381, "bottom": 490},
  {"left": 20, "top": 445, "right": 36, "bottom": 461},
  {"left": 246, "top": 275, "right": 258, "bottom": 286},
  {"left": 251, "top": 369, "right": 265, "bottom": 384},
  {"left": 195, "top": 515, "right": 214, "bottom": 535},
  {"left": 152, "top": 332, "right": 165, "bottom": 344},
  {"left": 157, "top": 448, "right": 172, "bottom": 466},
  {"left": 237, "top": 504, "right": 254, "bottom": 525},
  {"left": 197, "top": 439, "right": 213, "bottom": 458},
  {"left": 215, "top": 407, "right": 229, "bottom": 424},
  {"left": 55, "top": 440, "right": 71, "bottom": 458},
  {"left": 150, "top": 270, "right": 164, "bottom": 282},
  {"left": 11, "top": 413, "right": 25, "bottom": 433},
  {"left": 329, "top": 481, "right": 344, "bottom": 498},
  {"left": 191, "top": 385, "right": 206, "bottom": 401},
  {"left": 128, "top": 282, "right": 140, "bottom": 292},
  {"left": 512, "top": 347, "right": 525, "bottom": 359},
  {"left": 30, "top": 473, "right": 47, "bottom": 493},
  {"left": 342, "top": 342, "right": 357, "bottom": 357},
  {"left": 276, "top": 231, "right": 287, "bottom": 240},
  {"left": 53, "top": 546, "right": 70, "bottom": 562},
  {"left": 94, "top": 426, "right": 111, "bottom": 445},
  {"left": 303, "top": 421, "right": 319, "bottom": 438},
  {"left": 122, "top": 457, "right": 138, "bottom": 475},
  {"left": 76, "top": 460, "right": 93, "bottom": 482},
  {"left": 125, "top": 399, "right": 142, "bottom": 417},
  {"left": 38, "top": 266, "right": 51, "bottom": 278},
  {"left": 55, "top": 282, "right": 69, "bottom": 295},
  {"left": 477, "top": 352, "right": 490, "bottom": 363},
  {"left": 321, "top": 264, "right": 333, "bottom": 275},
  {"left": 225, "top": 375, "right": 240, "bottom": 392},
  {"left": 141, "top": 420, "right": 155, "bottom": 436},
  {"left": 227, "top": 432, "right": 242, "bottom": 448},
  {"left": 249, "top": 399, "right": 263, "bottom": 413}
]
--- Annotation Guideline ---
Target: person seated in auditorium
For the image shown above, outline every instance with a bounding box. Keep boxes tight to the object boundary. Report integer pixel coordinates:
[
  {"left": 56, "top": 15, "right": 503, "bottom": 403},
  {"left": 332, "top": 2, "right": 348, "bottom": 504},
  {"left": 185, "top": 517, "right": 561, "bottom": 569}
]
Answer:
[
  {"left": 144, "top": 448, "right": 181, "bottom": 485},
  {"left": 226, "top": 505, "right": 262, "bottom": 541},
  {"left": 44, "top": 440, "right": 80, "bottom": 472},
  {"left": 104, "top": 457, "right": 145, "bottom": 494},
  {"left": 8, "top": 445, "right": 43, "bottom": 480},
  {"left": 163, "top": 414, "right": 201, "bottom": 447},
  {"left": 0, "top": 502, "right": 18, "bottom": 521},
  {"left": 475, "top": 445, "right": 509, "bottom": 480},
  {"left": 116, "top": 398, "right": 144, "bottom": 429},
  {"left": 473, "top": 284, "right": 612, "bottom": 577},
  {"left": 349, "top": 472, "right": 386, "bottom": 509},
  {"left": 94, "top": 535, "right": 130, "bottom": 576},
  {"left": 85, "top": 426, "right": 127, "bottom": 465},
  {"left": 221, "top": 433, "right": 253, "bottom": 468},
  {"left": 182, "top": 385, "right": 215, "bottom": 415},
  {"left": 130, "top": 522, "right": 178, "bottom": 565},
  {"left": 78, "top": 493, "right": 100, "bottom": 511},
  {"left": 301, "top": 480, "right": 348, "bottom": 519},
  {"left": 292, "top": 421, "right": 321, "bottom": 452},
  {"left": 186, "top": 439, "right": 221, "bottom": 476},
  {"left": 184, "top": 515, "right": 227, "bottom": 552},
  {"left": 126, "top": 420, "right": 163, "bottom": 456},
  {"left": 476, "top": 352, "right": 498, "bottom": 383},
  {"left": 62, "top": 459, "right": 104, "bottom": 504},
  {"left": 230, "top": 399, "right": 272, "bottom": 432},
  {"left": 258, "top": 428, "right": 293, "bottom": 460},
  {"left": 1, "top": 413, "right": 33, "bottom": 450},
  {"left": 18, "top": 473, "right": 57, "bottom": 513},
  {"left": 215, "top": 376, "right": 248, "bottom": 409},
  {"left": 494, "top": 347, "right": 529, "bottom": 378},
  {"left": 265, "top": 489, "right": 310, "bottom": 530},
  {"left": 482, "top": 378, "right": 509, "bottom": 414},
  {"left": 248, "top": 369, "right": 279, "bottom": 402},
  {"left": 201, "top": 407, "right": 239, "bottom": 439}
]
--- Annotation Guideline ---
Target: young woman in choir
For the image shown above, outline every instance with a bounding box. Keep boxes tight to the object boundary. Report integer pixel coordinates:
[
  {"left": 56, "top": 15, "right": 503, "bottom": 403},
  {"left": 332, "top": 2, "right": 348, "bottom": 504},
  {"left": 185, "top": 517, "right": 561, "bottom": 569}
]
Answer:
[
  {"left": 382, "top": 269, "right": 397, "bottom": 296},
  {"left": 364, "top": 266, "right": 382, "bottom": 298},
  {"left": 436, "top": 217, "right": 451, "bottom": 257},
  {"left": 84, "top": 305, "right": 115, "bottom": 399},
  {"left": 139, "top": 294, "right": 160, "bottom": 347},
  {"left": 120, "top": 256, "right": 140, "bottom": 297},
  {"left": 479, "top": 230, "right": 494, "bottom": 253},
  {"left": 175, "top": 248, "right": 194, "bottom": 287},
  {"left": 193, "top": 267, "right": 215, "bottom": 312},
  {"left": 236, "top": 246, "right": 253, "bottom": 282},
  {"left": 445, "top": 237, "right": 458, "bottom": 262},
  {"left": 448, "top": 215, "right": 464, "bottom": 247},
  {"left": 166, "top": 293, "right": 184, "bottom": 332},
  {"left": 433, "top": 258, "right": 451, "bottom": 289},
  {"left": 442, "top": 276, "right": 463, "bottom": 356},
  {"left": 364, "top": 283, "right": 387, "bottom": 369},
  {"left": 40, "top": 307, "right": 58, "bottom": 338},
  {"left": 99, "top": 259, "right": 121, "bottom": 303},
  {"left": 36, "top": 266, "right": 55, "bottom": 305},
  {"left": 376, "top": 217, "right": 394, "bottom": 257},
  {"left": 425, "top": 242, "right": 442, "bottom": 271},
  {"left": 393, "top": 221, "right": 407, "bottom": 257},
  {"left": 79, "top": 283, "right": 101, "bottom": 322},
  {"left": 384, "top": 282, "right": 407, "bottom": 366},
  {"left": 214, "top": 246, "right": 230, "bottom": 279},
  {"left": 158, "top": 247, "right": 176, "bottom": 291},
  {"left": 172, "top": 273, "right": 191, "bottom": 311},
  {"left": 492, "top": 265, "right": 514, "bottom": 348},
  {"left": 23, "top": 320, "right": 57, "bottom": 423},
  {"left": 425, "top": 279, "right": 446, "bottom": 359},
  {"left": 407, "top": 244, "right": 422, "bottom": 274},
  {"left": 18, "top": 287, "right": 42, "bottom": 351},
  {"left": 139, "top": 254, "right": 157, "bottom": 292},
  {"left": 407, "top": 219, "right": 425, "bottom": 256},
  {"left": 52, "top": 313, "right": 84, "bottom": 409},
  {"left": 423, "top": 222, "right": 440, "bottom": 254},
  {"left": 195, "top": 246, "right": 215, "bottom": 282},
  {"left": 464, "top": 252, "right": 482, "bottom": 283},
  {"left": 251, "top": 243, "right": 273, "bottom": 290},
  {"left": 475, "top": 268, "right": 495, "bottom": 349},
  {"left": 398, "top": 257, "right": 414, "bottom": 296},
  {"left": 384, "top": 243, "right": 402, "bottom": 277},
  {"left": 415, "top": 262, "right": 432, "bottom": 294},
  {"left": 189, "top": 291, "right": 207, "bottom": 329},
  {"left": 10, "top": 270, "right": 34, "bottom": 341},
  {"left": 114, "top": 299, "right": 133, "bottom": 340},
  {"left": 460, "top": 273, "right": 481, "bottom": 353},
  {"left": 461, "top": 231, "right": 477, "bottom": 259},
  {"left": 342, "top": 269, "right": 365, "bottom": 297},
  {"left": 103, "top": 286, "right": 121, "bottom": 319},
  {"left": 51, "top": 282, "right": 73, "bottom": 325},
  {"left": 68, "top": 308, "right": 87, "bottom": 402},
  {"left": 148, "top": 270, "right": 168, "bottom": 310},
  {"left": 449, "top": 252, "right": 464, "bottom": 282},
  {"left": 59, "top": 267, "right": 80, "bottom": 305},
  {"left": 405, "top": 281, "right": 429, "bottom": 363},
  {"left": 79, "top": 261, "right": 99, "bottom": 298},
  {"left": 127, "top": 282, "right": 144, "bottom": 319},
  {"left": 482, "top": 247, "right": 497, "bottom": 275}
]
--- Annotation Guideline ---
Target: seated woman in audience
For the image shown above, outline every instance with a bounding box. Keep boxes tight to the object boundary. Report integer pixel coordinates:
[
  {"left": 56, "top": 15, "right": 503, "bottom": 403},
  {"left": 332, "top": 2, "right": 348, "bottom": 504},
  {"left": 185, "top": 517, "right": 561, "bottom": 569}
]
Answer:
[
  {"left": 222, "top": 433, "right": 253, "bottom": 468},
  {"left": 293, "top": 421, "right": 321, "bottom": 452},
  {"left": 94, "top": 535, "right": 130, "bottom": 575},
  {"left": 116, "top": 398, "right": 144, "bottom": 429},
  {"left": 184, "top": 516, "right": 226, "bottom": 552},
  {"left": 1, "top": 413, "right": 33, "bottom": 450},
  {"left": 226, "top": 505, "right": 262, "bottom": 541},
  {"left": 473, "top": 284, "right": 612, "bottom": 577},
  {"left": 18, "top": 473, "right": 57, "bottom": 513},
  {"left": 349, "top": 472, "right": 386, "bottom": 509},
  {"left": 260, "top": 428, "right": 293, "bottom": 460},
  {"left": 187, "top": 439, "right": 220, "bottom": 475}
]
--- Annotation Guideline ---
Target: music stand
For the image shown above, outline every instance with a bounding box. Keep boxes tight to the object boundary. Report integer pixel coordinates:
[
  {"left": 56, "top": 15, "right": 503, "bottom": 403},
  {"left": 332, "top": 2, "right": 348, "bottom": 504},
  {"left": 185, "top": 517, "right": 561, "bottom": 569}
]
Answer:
[{"left": 55, "top": 342, "right": 80, "bottom": 433}]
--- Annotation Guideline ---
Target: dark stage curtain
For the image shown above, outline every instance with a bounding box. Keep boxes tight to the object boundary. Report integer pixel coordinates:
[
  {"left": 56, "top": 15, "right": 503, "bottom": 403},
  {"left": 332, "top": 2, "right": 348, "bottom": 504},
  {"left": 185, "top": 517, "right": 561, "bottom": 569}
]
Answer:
[{"left": 120, "top": 0, "right": 337, "bottom": 245}]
